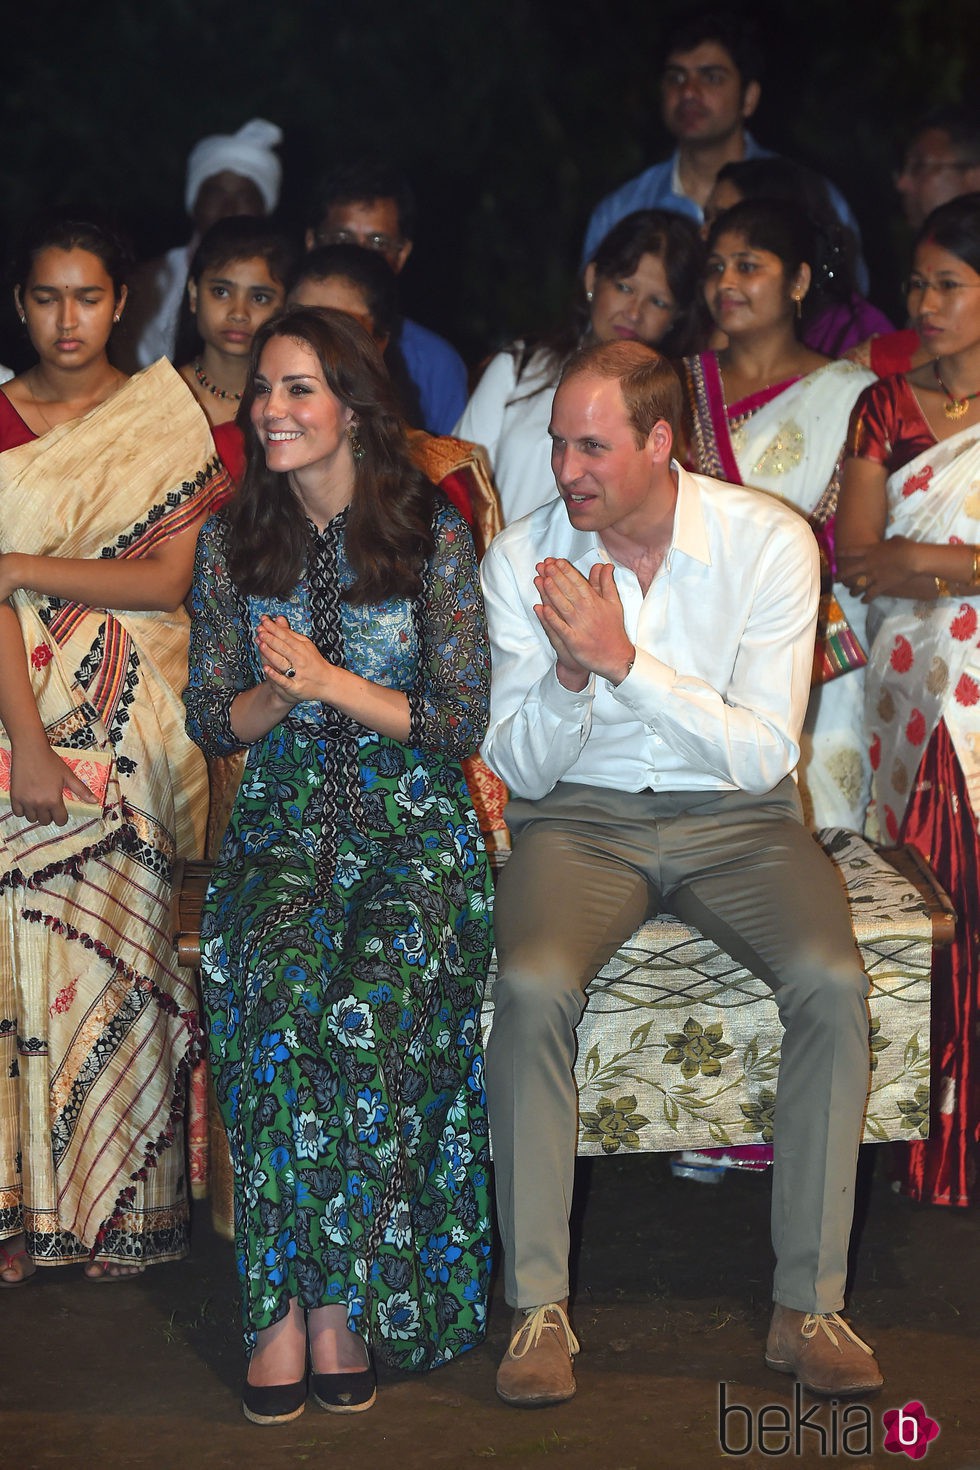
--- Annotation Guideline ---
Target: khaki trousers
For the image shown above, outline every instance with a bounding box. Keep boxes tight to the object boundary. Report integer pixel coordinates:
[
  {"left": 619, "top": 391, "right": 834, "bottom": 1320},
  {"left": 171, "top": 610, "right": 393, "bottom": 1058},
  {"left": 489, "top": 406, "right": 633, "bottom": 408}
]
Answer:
[{"left": 486, "top": 778, "right": 872, "bottom": 1315}]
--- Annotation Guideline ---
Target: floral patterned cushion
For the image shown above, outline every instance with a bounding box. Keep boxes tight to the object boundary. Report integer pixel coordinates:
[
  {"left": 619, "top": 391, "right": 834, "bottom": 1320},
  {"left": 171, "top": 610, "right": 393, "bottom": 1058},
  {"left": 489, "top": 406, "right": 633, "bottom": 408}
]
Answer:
[{"left": 482, "top": 829, "right": 932, "bottom": 1155}]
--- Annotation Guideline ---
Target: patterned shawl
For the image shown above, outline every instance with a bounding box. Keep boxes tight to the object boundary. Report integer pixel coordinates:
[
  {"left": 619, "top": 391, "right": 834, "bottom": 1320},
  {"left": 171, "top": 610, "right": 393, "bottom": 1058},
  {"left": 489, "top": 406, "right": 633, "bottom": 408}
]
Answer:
[{"left": 0, "top": 359, "right": 228, "bottom": 1245}]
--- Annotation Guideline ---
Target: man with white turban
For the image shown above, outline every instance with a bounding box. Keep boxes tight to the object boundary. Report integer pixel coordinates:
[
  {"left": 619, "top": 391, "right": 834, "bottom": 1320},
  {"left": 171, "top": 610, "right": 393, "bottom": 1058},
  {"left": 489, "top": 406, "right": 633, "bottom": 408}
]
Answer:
[{"left": 117, "top": 118, "right": 283, "bottom": 372}]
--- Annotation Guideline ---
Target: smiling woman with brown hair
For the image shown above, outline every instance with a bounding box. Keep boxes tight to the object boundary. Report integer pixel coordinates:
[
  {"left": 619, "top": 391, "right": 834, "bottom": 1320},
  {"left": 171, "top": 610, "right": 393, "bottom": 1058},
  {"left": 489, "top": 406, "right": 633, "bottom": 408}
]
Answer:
[{"left": 184, "top": 306, "right": 494, "bottom": 1423}]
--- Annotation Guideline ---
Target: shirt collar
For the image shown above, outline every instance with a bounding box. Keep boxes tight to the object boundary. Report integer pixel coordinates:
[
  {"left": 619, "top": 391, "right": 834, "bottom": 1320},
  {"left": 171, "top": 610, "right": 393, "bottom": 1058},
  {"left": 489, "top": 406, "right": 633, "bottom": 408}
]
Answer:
[
  {"left": 566, "top": 460, "right": 711, "bottom": 572},
  {"left": 667, "top": 462, "right": 711, "bottom": 569},
  {"left": 669, "top": 131, "right": 763, "bottom": 209}
]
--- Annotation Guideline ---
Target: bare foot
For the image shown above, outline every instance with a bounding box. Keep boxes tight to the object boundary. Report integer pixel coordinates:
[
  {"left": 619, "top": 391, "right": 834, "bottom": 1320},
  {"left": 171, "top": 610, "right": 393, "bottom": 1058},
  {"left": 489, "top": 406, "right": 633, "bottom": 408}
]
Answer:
[
  {"left": 0, "top": 1234, "right": 37, "bottom": 1287},
  {"left": 83, "top": 1259, "right": 146, "bottom": 1282},
  {"left": 308, "top": 1303, "right": 370, "bottom": 1374},
  {"left": 248, "top": 1298, "right": 307, "bottom": 1387}
]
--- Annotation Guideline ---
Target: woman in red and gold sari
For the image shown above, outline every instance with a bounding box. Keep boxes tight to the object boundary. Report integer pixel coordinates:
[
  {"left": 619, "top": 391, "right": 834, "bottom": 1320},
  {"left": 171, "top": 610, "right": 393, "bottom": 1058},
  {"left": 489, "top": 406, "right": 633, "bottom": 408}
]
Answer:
[
  {"left": 838, "top": 194, "right": 980, "bottom": 1208},
  {"left": 0, "top": 215, "right": 227, "bottom": 1283}
]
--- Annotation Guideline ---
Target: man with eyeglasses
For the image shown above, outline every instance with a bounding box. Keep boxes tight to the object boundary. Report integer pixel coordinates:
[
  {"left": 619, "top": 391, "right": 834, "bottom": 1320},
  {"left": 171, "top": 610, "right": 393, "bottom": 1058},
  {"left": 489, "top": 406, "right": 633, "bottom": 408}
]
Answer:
[
  {"left": 852, "top": 106, "right": 980, "bottom": 378},
  {"left": 895, "top": 105, "right": 980, "bottom": 231},
  {"left": 305, "top": 159, "right": 468, "bottom": 435},
  {"left": 582, "top": 8, "right": 865, "bottom": 288}
]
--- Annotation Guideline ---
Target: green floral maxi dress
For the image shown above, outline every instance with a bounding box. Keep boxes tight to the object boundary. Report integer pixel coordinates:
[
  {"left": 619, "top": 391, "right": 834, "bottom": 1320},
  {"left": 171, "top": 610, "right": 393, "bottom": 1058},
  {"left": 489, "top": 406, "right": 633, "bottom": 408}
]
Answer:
[{"left": 183, "top": 497, "right": 494, "bottom": 1369}]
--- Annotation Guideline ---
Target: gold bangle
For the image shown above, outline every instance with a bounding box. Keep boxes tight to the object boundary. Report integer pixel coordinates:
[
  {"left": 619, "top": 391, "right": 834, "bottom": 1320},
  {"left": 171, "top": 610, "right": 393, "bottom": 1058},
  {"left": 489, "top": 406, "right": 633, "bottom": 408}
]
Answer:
[
  {"left": 972, "top": 547, "right": 980, "bottom": 588},
  {"left": 935, "top": 575, "right": 951, "bottom": 598}
]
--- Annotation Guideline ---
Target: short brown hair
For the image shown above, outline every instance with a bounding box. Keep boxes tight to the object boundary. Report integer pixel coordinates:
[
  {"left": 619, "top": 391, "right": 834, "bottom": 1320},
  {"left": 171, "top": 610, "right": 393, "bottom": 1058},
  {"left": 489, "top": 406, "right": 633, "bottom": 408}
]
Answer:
[{"left": 560, "top": 339, "right": 683, "bottom": 447}]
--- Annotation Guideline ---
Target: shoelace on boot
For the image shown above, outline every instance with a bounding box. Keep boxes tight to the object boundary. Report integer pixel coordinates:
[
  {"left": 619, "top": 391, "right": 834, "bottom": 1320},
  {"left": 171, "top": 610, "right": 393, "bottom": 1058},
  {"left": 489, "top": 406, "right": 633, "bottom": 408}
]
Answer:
[
  {"left": 801, "top": 1312, "right": 875, "bottom": 1356},
  {"left": 508, "top": 1304, "right": 581, "bottom": 1360}
]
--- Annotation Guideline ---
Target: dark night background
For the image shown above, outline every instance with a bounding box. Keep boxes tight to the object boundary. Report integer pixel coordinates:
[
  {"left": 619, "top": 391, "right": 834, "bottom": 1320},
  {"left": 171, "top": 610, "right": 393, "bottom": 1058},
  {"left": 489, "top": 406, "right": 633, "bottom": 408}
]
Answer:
[{"left": 1, "top": 0, "right": 978, "bottom": 372}]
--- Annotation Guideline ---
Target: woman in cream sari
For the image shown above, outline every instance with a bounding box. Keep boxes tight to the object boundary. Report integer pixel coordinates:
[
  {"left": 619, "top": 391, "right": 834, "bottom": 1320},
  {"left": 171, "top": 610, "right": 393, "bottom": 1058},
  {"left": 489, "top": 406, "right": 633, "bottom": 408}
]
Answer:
[
  {"left": 683, "top": 198, "right": 874, "bottom": 832},
  {"left": 0, "top": 217, "right": 227, "bottom": 1283},
  {"left": 838, "top": 194, "right": 980, "bottom": 1209}
]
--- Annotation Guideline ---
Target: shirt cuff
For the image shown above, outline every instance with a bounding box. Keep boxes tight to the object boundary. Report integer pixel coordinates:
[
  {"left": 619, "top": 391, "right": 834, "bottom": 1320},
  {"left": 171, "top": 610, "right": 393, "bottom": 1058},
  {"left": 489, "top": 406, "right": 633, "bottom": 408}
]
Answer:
[
  {"left": 608, "top": 646, "right": 675, "bottom": 708},
  {"left": 214, "top": 692, "right": 253, "bottom": 754},
  {"left": 540, "top": 667, "right": 596, "bottom": 716}
]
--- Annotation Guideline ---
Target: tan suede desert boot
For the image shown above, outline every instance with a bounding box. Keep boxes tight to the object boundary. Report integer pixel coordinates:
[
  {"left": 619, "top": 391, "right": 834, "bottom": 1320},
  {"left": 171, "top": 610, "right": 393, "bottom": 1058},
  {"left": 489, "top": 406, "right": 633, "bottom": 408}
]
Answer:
[
  {"left": 496, "top": 1300, "right": 580, "bottom": 1407},
  {"left": 766, "top": 1304, "right": 883, "bottom": 1398}
]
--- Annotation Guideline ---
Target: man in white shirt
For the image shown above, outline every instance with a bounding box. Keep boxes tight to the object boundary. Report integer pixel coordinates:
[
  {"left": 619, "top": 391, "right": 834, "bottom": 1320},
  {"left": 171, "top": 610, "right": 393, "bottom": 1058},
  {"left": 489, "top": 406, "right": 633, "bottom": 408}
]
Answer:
[{"left": 480, "top": 340, "right": 882, "bottom": 1407}]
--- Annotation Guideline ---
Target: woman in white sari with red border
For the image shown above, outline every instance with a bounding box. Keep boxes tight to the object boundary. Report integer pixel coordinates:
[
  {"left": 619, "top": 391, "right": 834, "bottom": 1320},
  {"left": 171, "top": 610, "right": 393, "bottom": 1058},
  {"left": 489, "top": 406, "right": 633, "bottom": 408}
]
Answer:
[{"left": 838, "top": 193, "right": 980, "bottom": 1209}]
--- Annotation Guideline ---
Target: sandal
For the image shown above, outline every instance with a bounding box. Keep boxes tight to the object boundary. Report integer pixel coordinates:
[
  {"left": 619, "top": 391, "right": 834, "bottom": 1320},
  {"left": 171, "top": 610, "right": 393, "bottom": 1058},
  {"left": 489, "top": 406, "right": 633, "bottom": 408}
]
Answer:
[{"left": 0, "top": 1239, "right": 37, "bottom": 1288}]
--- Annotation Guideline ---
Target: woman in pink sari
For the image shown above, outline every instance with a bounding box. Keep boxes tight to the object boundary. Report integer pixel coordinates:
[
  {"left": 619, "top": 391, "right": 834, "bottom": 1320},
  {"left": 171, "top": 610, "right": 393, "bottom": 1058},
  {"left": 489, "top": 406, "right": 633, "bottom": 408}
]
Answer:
[
  {"left": 682, "top": 198, "right": 874, "bottom": 835},
  {"left": 677, "top": 198, "right": 873, "bottom": 1182},
  {"left": 838, "top": 193, "right": 980, "bottom": 1208}
]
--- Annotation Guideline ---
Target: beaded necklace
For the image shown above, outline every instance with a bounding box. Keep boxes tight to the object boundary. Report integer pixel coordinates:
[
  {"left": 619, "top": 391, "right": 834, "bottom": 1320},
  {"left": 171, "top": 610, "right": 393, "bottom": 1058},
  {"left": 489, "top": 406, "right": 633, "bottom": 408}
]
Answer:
[{"left": 193, "top": 360, "right": 243, "bottom": 403}]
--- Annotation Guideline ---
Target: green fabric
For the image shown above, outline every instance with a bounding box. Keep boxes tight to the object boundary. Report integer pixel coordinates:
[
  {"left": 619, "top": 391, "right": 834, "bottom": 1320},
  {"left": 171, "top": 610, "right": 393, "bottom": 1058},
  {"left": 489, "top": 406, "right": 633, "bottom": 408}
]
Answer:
[{"left": 202, "top": 725, "right": 494, "bottom": 1370}]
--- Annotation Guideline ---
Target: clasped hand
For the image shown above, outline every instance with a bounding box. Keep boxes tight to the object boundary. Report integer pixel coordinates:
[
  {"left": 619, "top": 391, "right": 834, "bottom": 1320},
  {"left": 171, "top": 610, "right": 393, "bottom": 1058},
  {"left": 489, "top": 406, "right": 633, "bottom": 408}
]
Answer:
[
  {"left": 533, "top": 559, "right": 634, "bottom": 690},
  {"left": 255, "top": 614, "right": 333, "bottom": 707},
  {"left": 837, "top": 537, "right": 917, "bottom": 602}
]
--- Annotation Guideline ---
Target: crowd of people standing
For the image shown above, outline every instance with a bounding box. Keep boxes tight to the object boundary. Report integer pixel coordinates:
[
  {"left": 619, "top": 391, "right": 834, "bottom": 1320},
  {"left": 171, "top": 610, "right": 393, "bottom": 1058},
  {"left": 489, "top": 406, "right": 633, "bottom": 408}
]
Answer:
[{"left": 1, "top": 0, "right": 979, "bottom": 1429}]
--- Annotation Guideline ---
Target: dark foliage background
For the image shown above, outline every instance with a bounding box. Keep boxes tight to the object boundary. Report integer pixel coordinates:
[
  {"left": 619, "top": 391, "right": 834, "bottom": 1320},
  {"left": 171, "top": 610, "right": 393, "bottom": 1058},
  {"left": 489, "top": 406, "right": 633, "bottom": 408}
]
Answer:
[{"left": 1, "top": 0, "right": 978, "bottom": 370}]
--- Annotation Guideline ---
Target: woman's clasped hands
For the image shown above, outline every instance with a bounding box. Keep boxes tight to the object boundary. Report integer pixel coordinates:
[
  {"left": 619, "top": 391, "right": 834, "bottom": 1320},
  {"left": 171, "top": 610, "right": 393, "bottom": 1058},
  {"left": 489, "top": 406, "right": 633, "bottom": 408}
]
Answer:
[
  {"left": 256, "top": 613, "right": 333, "bottom": 707},
  {"left": 838, "top": 535, "right": 921, "bottom": 602}
]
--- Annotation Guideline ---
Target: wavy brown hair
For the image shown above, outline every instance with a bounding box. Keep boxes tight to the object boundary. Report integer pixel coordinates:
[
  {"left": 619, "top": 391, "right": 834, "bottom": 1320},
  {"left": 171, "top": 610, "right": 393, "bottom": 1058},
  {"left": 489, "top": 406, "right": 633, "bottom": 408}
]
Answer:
[{"left": 227, "top": 306, "right": 435, "bottom": 603}]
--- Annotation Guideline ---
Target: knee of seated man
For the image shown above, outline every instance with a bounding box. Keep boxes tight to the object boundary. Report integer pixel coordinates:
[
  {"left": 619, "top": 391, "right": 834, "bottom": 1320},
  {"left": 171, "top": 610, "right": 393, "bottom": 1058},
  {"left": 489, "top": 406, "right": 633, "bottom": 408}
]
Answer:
[
  {"left": 491, "top": 946, "right": 587, "bottom": 1030},
  {"left": 780, "top": 937, "right": 870, "bottom": 1015}
]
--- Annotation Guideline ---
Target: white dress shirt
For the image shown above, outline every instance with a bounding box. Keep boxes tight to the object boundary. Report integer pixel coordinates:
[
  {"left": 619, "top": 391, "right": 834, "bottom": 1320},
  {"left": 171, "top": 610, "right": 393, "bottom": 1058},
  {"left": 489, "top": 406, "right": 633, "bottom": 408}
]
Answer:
[
  {"left": 480, "top": 463, "right": 819, "bottom": 801},
  {"left": 453, "top": 345, "right": 559, "bottom": 525}
]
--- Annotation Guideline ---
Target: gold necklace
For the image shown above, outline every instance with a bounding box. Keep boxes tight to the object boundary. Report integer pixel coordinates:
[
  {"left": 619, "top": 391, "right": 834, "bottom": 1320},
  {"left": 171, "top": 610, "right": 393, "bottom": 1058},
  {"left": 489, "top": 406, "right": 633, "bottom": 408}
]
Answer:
[
  {"left": 27, "top": 370, "right": 59, "bottom": 433},
  {"left": 28, "top": 367, "right": 124, "bottom": 432},
  {"left": 933, "top": 360, "right": 980, "bottom": 419}
]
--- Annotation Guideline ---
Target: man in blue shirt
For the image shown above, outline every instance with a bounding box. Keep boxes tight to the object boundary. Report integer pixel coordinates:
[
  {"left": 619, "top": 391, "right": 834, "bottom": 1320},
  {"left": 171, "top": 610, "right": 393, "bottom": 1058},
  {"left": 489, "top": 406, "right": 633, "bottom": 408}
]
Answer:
[
  {"left": 583, "top": 9, "right": 865, "bottom": 288},
  {"left": 305, "top": 160, "right": 468, "bottom": 435}
]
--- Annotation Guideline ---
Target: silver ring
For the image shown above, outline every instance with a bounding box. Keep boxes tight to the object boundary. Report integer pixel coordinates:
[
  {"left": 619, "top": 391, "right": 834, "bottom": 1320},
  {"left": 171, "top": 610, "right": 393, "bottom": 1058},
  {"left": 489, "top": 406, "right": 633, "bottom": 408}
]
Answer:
[{"left": 284, "top": 665, "right": 296, "bottom": 679}]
